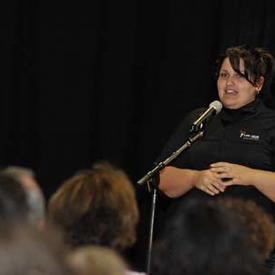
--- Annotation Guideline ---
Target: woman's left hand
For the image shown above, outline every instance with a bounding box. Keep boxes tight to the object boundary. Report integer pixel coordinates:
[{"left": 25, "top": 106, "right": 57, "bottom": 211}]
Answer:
[{"left": 210, "top": 162, "right": 254, "bottom": 186}]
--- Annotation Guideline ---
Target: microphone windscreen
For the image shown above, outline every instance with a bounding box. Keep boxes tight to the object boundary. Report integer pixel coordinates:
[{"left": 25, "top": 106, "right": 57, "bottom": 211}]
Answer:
[{"left": 209, "top": 100, "right": 223, "bottom": 114}]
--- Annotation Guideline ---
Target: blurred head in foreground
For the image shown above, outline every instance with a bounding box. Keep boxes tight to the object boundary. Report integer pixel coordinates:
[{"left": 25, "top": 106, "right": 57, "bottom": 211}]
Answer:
[{"left": 48, "top": 162, "right": 139, "bottom": 252}]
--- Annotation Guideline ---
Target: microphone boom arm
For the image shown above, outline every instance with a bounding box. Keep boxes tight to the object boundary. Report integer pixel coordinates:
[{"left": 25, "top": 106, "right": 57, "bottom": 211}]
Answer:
[{"left": 137, "top": 130, "right": 204, "bottom": 185}]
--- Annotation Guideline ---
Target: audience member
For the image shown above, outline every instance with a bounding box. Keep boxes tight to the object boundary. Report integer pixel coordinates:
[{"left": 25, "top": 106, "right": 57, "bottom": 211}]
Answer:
[
  {"left": 48, "top": 162, "right": 143, "bottom": 274},
  {"left": 151, "top": 198, "right": 267, "bottom": 275},
  {"left": 67, "top": 245, "right": 127, "bottom": 275},
  {"left": 217, "top": 197, "right": 275, "bottom": 261},
  {"left": 0, "top": 173, "right": 29, "bottom": 225},
  {"left": 0, "top": 224, "right": 69, "bottom": 275},
  {"left": 2, "top": 166, "right": 45, "bottom": 228}
]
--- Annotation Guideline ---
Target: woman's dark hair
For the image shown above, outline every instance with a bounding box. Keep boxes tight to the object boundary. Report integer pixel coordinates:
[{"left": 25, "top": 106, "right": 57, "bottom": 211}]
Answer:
[{"left": 216, "top": 45, "right": 275, "bottom": 101}]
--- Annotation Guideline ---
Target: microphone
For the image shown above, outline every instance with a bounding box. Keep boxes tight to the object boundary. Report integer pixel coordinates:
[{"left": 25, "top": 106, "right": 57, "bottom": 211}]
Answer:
[{"left": 190, "top": 100, "right": 223, "bottom": 132}]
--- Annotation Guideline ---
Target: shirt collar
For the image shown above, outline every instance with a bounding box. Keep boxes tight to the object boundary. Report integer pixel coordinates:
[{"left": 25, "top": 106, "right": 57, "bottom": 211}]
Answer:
[{"left": 219, "top": 98, "right": 261, "bottom": 123}]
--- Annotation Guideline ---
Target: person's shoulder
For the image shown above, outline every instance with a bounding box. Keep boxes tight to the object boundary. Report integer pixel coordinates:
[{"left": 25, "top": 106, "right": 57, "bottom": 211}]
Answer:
[
  {"left": 258, "top": 101, "right": 275, "bottom": 119},
  {"left": 257, "top": 102, "right": 275, "bottom": 133},
  {"left": 179, "top": 107, "right": 207, "bottom": 126},
  {"left": 171, "top": 106, "right": 209, "bottom": 135},
  {"left": 258, "top": 100, "right": 275, "bottom": 113},
  {"left": 188, "top": 107, "right": 207, "bottom": 118}
]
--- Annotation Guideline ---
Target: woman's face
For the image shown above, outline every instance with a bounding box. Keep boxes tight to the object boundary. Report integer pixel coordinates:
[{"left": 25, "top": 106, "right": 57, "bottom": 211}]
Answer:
[{"left": 217, "top": 57, "right": 262, "bottom": 109}]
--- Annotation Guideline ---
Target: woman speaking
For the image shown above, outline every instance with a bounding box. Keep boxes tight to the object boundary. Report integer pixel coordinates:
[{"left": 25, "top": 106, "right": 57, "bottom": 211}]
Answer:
[{"left": 158, "top": 45, "right": 275, "bottom": 214}]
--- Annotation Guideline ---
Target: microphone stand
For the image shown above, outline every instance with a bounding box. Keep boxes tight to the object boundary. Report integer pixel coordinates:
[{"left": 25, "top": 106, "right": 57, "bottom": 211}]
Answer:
[{"left": 137, "top": 129, "right": 204, "bottom": 275}]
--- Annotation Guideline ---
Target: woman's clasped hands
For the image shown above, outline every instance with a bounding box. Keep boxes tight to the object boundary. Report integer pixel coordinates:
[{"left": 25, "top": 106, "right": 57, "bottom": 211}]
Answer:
[{"left": 195, "top": 162, "right": 254, "bottom": 195}]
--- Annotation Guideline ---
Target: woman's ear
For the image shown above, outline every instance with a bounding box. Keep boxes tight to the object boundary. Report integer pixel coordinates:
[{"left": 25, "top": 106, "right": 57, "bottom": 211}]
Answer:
[{"left": 256, "top": 76, "right": 265, "bottom": 92}]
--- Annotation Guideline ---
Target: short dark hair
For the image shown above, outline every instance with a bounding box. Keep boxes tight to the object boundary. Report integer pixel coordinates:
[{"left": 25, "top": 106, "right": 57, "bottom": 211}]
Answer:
[
  {"left": 216, "top": 45, "right": 275, "bottom": 99},
  {"left": 151, "top": 198, "right": 266, "bottom": 275},
  {"left": 48, "top": 162, "right": 139, "bottom": 252}
]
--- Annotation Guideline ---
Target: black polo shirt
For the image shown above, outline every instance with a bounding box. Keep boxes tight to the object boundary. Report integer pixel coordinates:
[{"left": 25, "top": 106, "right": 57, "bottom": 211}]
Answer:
[{"left": 158, "top": 99, "right": 275, "bottom": 218}]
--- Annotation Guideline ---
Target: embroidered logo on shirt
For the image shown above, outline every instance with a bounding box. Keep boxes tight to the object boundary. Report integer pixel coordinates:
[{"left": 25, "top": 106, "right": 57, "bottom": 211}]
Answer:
[{"left": 239, "top": 130, "right": 260, "bottom": 141}]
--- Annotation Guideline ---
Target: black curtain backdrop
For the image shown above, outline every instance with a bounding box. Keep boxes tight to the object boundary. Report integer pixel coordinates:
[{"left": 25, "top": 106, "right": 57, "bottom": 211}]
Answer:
[{"left": 1, "top": 0, "right": 275, "bottom": 270}]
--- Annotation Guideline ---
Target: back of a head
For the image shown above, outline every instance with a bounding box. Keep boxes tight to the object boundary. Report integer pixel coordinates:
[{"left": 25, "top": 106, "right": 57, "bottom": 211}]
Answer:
[
  {"left": 1, "top": 166, "right": 45, "bottom": 226},
  {"left": 217, "top": 197, "right": 275, "bottom": 261},
  {"left": 0, "top": 224, "right": 69, "bottom": 275},
  {"left": 151, "top": 198, "right": 266, "bottom": 275},
  {"left": 48, "top": 162, "right": 139, "bottom": 251},
  {"left": 0, "top": 173, "right": 29, "bottom": 225},
  {"left": 67, "top": 245, "right": 127, "bottom": 275}
]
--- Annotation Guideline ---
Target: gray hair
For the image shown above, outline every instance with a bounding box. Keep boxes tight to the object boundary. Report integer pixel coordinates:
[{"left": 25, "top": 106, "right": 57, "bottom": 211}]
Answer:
[{"left": 1, "top": 166, "right": 45, "bottom": 224}]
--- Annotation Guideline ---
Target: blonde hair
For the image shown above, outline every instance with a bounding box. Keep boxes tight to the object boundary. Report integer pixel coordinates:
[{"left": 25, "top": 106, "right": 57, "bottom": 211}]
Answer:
[{"left": 67, "top": 245, "right": 127, "bottom": 275}]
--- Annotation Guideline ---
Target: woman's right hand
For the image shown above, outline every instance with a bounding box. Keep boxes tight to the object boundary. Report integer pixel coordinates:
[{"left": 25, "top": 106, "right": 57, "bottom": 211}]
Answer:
[{"left": 194, "top": 169, "right": 225, "bottom": 196}]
